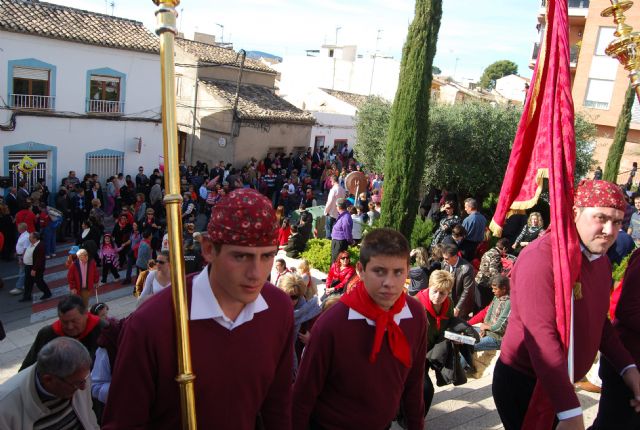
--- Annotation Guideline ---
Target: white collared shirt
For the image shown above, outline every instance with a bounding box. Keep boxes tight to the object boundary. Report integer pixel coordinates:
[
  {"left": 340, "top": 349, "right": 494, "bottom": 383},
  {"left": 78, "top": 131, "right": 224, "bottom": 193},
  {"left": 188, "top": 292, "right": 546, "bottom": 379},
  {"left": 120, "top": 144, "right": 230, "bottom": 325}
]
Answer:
[
  {"left": 23, "top": 241, "right": 39, "bottom": 266},
  {"left": 190, "top": 266, "right": 268, "bottom": 330},
  {"left": 347, "top": 302, "right": 413, "bottom": 326},
  {"left": 15, "top": 231, "right": 30, "bottom": 255}
]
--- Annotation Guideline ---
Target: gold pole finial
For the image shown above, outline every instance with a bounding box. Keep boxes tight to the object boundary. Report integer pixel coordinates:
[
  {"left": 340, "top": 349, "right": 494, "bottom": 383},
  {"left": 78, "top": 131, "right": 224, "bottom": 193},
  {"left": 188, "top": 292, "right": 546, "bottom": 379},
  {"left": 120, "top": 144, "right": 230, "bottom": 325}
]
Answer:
[
  {"left": 601, "top": 0, "right": 640, "bottom": 101},
  {"left": 152, "top": 1, "right": 197, "bottom": 429}
]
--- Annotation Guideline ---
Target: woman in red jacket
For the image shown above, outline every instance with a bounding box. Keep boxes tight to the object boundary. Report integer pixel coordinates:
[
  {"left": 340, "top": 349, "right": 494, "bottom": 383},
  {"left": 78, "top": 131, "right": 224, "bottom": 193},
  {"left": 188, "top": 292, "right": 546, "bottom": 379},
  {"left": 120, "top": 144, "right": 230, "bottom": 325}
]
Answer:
[
  {"left": 323, "top": 250, "right": 355, "bottom": 299},
  {"left": 67, "top": 248, "right": 99, "bottom": 307}
]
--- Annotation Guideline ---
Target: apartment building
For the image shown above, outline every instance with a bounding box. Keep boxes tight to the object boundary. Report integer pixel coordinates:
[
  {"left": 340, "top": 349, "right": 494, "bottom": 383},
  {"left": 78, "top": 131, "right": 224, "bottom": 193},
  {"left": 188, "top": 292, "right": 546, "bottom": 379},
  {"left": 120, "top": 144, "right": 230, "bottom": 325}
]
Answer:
[{"left": 533, "top": 0, "right": 640, "bottom": 181}]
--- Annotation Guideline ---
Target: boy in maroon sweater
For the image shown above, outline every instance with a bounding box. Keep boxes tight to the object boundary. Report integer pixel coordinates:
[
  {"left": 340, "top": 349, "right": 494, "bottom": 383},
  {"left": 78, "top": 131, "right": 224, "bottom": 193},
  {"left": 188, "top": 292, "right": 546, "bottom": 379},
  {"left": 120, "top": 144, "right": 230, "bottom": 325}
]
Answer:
[
  {"left": 493, "top": 180, "right": 640, "bottom": 430},
  {"left": 102, "top": 189, "right": 294, "bottom": 430},
  {"left": 293, "top": 228, "right": 427, "bottom": 430}
]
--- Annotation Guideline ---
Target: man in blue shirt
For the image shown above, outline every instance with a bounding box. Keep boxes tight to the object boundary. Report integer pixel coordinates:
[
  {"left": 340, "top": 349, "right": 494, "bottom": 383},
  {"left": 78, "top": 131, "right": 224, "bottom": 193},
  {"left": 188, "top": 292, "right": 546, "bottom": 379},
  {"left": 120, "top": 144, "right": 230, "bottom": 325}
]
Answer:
[{"left": 461, "top": 198, "right": 487, "bottom": 260}]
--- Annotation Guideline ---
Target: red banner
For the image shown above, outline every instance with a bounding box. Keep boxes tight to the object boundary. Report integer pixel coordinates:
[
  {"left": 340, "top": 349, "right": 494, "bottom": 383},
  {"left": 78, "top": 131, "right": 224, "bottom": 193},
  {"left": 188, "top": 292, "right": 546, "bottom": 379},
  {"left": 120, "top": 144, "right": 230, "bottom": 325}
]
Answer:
[{"left": 489, "top": 0, "right": 581, "bottom": 428}]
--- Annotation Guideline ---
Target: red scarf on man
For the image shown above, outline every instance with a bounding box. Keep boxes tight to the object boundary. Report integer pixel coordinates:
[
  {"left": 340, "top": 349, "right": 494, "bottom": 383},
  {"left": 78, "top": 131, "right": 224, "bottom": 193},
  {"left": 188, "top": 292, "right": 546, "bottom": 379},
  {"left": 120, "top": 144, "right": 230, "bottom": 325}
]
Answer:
[
  {"left": 52, "top": 313, "right": 101, "bottom": 340},
  {"left": 415, "top": 289, "right": 450, "bottom": 330},
  {"left": 340, "top": 281, "right": 411, "bottom": 368}
]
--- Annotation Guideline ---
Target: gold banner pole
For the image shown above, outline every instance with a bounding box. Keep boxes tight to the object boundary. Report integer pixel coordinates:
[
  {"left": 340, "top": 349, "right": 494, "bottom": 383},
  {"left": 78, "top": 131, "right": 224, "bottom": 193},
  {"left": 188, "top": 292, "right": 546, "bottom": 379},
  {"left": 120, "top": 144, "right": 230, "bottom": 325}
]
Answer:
[
  {"left": 602, "top": 0, "right": 640, "bottom": 102},
  {"left": 152, "top": 1, "right": 197, "bottom": 429}
]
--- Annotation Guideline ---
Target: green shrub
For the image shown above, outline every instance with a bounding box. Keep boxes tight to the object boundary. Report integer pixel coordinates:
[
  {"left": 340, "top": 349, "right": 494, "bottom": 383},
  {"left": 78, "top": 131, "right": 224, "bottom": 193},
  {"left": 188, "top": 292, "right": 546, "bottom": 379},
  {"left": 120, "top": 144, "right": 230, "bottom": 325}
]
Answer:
[
  {"left": 410, "top": 217, "right": 434, "bottom": 249},
  {"left": 301, "top": 238, "right": 361, "bottom": 274},
  {"left": 613, "top": 253, "right": 632, "bottom": 282}
]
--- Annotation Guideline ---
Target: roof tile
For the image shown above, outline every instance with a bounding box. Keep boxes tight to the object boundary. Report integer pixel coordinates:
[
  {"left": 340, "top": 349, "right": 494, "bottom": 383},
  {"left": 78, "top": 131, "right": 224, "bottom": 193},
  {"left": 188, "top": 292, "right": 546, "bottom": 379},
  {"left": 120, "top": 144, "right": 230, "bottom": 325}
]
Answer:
[
  {"left": 176, "top": 38, "right": 275, "bottom": 74},
  {"left": 0, "top": 0, "right": 159, "bottom": 54},
  {"left": 200, "top": 79, "right": 315, "bottom": 125}
]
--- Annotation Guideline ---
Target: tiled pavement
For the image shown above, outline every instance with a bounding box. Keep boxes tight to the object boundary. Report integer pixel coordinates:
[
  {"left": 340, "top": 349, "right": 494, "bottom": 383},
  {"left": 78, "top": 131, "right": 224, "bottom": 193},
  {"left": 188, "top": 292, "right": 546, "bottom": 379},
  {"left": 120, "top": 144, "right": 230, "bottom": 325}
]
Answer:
[{"left": 0, "top": 250, "right": 604, "bottom": 429}]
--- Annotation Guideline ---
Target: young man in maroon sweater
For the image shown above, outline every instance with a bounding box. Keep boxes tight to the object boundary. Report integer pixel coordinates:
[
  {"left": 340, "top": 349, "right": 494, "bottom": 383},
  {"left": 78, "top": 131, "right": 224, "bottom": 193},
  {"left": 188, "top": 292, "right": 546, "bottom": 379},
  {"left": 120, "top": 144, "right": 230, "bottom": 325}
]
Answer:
[
  {"left": 293, "top": 228, "right": 427, "bottom": 430},
  {"left": 102, "top": 189, "right": 294, "bottom": 430},
  {"left": 493, "top": 180, "right": 640, "bottom": 430}
]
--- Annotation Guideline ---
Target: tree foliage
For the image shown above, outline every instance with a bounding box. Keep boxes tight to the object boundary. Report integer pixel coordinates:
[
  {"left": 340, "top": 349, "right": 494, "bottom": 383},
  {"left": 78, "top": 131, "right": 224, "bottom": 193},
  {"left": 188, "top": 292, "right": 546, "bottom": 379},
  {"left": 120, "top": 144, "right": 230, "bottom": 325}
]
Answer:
[
  {"left": 604, "top": 84, "right": 635, "bottom": 182},
  {"left": 379, "top": 0, "right": 443, "bottom": 238},
  {"left": 354, "top": 96, "right": 391, "bottom": 174},
  {"left": 479, "top": 60, "right": 518, "bottom": 89},
  {"left": 356, "top": 100, "right": 597, "bottom": 202}
]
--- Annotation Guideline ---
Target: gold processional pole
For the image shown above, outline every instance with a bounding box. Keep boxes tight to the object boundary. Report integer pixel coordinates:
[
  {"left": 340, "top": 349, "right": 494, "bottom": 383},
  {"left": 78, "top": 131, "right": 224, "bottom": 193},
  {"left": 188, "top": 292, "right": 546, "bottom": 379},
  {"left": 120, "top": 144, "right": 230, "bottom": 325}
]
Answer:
[
  {"left": 152, "top": 1, "right": 198, "bottom": 428},
  {"left": 601, "top": 0, "right": 640, "bottom": 102}
]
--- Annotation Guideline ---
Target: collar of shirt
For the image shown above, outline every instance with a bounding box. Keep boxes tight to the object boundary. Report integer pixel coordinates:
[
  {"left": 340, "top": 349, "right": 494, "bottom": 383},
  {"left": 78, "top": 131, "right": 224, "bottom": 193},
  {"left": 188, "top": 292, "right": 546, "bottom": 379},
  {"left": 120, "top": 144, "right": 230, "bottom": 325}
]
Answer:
[
  {"left": 580, "top": 244, "right": 603, "bottom": 262},
  {"left": 190, "top": 266, "right": 268, "bottom": 330},
  {"left": 347, "top": 302, "right": 413, "bottom": 326}
]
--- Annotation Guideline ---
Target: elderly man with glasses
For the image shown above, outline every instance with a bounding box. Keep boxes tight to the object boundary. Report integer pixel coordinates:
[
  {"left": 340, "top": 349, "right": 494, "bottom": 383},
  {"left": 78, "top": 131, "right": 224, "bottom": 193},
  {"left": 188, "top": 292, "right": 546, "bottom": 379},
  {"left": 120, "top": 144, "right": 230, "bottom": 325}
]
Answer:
[{"left": 0, "top": 337, "right": 99, "bottom": 428}]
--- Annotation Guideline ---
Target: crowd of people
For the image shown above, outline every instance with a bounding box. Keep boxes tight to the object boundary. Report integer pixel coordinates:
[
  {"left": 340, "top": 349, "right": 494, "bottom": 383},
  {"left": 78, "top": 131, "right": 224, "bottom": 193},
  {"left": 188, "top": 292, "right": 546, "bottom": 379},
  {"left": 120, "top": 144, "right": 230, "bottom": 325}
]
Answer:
[{"left": 0, "top": 144, "right": 639, "bottom": 429}]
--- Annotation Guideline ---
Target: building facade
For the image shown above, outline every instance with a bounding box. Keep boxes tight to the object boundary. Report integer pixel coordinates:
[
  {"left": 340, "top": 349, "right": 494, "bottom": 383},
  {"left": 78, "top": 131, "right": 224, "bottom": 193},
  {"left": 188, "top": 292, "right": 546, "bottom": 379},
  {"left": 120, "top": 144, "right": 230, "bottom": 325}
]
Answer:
[
  {"left": 174, "top": 36, "right": 314, "bottom": 167},
  {"left": 0, "top": 0, "right": 163, "bottom": 200},
  {"left": 534, "top": 0, "right": 640, "bottom": 180}
]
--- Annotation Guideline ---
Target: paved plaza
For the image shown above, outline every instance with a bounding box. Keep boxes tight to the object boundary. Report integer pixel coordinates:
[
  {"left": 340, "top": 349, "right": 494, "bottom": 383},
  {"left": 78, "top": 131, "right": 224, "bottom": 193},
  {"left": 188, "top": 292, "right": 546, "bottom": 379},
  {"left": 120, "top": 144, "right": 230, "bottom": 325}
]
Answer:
[{"left": 0, "top": 247, "right": 604, "bottom": 429}]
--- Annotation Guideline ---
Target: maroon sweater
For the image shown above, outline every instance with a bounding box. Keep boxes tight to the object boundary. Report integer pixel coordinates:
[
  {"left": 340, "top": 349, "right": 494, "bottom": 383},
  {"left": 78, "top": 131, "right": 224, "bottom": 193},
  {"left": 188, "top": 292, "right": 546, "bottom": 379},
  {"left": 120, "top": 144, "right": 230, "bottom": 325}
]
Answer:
[
  {"left": 500, "top": 233, "right": 634, "bottom": 413},
  {"left": 614, "top": 248, "right": 640, "bottom": 364},
  {"left": 102, "top": 280, "right": 294, "bottom": 430},
  {"left": 292, "top": 298, "right": 427, "bottom": 430}
]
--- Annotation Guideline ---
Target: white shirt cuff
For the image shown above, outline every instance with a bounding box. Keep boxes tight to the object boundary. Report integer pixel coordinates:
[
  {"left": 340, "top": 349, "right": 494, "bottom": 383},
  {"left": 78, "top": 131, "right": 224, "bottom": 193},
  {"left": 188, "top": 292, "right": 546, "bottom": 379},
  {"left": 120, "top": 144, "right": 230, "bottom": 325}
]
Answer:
[
  {"left": 557, "top": 407, "right": 582, "bottom": 421},
  {"left": 620, "top": 364, "right": 637, "bottom": 376}
]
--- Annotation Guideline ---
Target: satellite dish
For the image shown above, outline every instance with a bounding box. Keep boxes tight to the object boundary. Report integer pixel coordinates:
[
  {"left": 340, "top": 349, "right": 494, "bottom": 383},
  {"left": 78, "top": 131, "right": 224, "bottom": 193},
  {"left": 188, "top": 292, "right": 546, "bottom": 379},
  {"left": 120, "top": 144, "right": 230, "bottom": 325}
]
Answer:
[{"left": 345, "top": 171, "right": 367, "bottom": 197}]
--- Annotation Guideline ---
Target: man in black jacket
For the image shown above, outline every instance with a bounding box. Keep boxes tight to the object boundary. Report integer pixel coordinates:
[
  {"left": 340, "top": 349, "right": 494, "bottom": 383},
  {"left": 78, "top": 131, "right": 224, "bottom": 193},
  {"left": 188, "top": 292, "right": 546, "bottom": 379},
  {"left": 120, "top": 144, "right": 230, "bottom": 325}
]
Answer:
[
  {"left": 19, "top": 232, "right": 52, "bottom": 302},
  {"left": 284, "top": 225, "right": 306, "bottom": 258},
  {"left": 440, "top": 243, "right": 476, "bottom": 320},
  {"left": 19, "top": 295, "right": 106, "bottom": 370}
]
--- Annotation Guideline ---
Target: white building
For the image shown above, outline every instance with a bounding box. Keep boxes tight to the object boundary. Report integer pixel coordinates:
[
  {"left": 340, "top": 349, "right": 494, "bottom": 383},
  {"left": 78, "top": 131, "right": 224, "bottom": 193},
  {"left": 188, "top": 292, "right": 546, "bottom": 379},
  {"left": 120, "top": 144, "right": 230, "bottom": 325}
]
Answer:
[
  {"left": 494, "top": 74, "right": 530, "bottom": 105},
  {"left": 274, "top": 44, "right": 397, "bottom": 153},
  {"left": 0, "top": 0, "right": 163, "bottom": 200}
]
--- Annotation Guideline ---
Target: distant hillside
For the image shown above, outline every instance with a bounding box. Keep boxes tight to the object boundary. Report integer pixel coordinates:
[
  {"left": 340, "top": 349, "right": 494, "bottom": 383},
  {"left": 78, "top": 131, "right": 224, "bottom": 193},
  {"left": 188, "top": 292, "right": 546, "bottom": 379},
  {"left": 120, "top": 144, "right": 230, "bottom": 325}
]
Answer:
[{"left": 246, "top": 50, "right": 282, "bottom": 63}]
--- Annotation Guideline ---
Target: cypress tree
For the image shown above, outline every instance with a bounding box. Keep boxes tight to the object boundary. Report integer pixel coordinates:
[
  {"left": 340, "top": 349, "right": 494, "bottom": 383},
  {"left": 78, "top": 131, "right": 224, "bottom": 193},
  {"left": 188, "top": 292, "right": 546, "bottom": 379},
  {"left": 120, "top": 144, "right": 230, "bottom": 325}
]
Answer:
[
  {"left": 604, "top": 84, "right": 635, "bottom": 183},
  {"left": 379, "top": 0, "right": 443, "bottom": 238}
]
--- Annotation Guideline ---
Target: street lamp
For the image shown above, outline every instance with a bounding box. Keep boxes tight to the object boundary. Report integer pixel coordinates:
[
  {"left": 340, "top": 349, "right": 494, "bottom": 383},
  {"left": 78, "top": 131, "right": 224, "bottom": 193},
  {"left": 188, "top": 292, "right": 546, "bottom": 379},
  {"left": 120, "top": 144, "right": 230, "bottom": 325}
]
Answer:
[{"left": 216, "top": 23, "right": 224, "bottom": 43}]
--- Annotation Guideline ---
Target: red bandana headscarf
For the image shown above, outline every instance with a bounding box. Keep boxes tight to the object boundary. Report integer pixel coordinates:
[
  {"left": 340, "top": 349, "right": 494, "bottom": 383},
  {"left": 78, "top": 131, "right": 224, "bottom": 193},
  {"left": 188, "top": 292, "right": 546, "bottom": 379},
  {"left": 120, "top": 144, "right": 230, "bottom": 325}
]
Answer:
[
  {"left": 574, "top": 179, "right": 627, "bottom": 211},
  {"left": 207, "top": 188, "right": 278, "bottom": 246},
  {"left": 415, "top": 289, "right": 450, "bottom": 330},
  {"left": 340, "top": 281, "right": 411, "bottom": 368}
]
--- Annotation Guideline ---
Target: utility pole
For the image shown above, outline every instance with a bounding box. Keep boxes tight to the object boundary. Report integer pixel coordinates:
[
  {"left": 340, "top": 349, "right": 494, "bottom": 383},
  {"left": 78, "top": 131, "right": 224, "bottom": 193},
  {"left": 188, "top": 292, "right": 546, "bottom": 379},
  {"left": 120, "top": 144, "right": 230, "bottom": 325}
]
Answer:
[
  {"left": 332, "top": 26, "right": 342, "bottom": 90},
  {"left": 369, "top": 29, "right": 383, "bottom": 95},
  {"left": 216, "top": 23, "right": 224, "bottom": 43}
]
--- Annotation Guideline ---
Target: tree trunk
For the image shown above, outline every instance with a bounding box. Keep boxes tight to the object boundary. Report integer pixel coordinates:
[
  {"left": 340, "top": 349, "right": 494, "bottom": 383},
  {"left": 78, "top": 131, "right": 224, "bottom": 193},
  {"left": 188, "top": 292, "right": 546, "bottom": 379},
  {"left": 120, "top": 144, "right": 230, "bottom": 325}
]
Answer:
[
  {"left": 379, "top": 0, "right": 443, "bottom": 238},
  {"left": 603, "top": 84, "right": 635, "bottom": 183}
]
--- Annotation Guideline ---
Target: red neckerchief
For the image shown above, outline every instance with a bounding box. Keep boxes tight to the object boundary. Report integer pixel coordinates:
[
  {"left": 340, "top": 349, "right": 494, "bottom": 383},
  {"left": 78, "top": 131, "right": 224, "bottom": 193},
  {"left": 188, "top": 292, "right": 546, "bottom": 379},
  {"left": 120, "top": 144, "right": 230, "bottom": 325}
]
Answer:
[
  {"left": 416, "top": 289, "right": 450, "bottom": 330},
  {"left": 52, "top": 313, "right": 101, "bottom": 340},
  {"left": 340, "top": 281, "right": 411, "bottom": 368}
]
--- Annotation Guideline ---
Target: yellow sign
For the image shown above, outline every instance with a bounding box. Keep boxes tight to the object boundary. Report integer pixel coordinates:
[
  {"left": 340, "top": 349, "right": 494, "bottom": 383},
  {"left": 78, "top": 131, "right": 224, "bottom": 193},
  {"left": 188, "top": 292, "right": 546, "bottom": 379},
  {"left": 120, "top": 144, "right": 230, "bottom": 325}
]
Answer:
[{"left": 18, "top": 155, "right": 36, "bottom": 174}]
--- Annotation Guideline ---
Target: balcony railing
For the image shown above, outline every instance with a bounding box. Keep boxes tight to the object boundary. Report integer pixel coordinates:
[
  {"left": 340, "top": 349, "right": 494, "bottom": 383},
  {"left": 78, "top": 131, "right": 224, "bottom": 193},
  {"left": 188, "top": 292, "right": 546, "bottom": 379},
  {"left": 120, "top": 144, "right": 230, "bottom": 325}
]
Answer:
[
  {"left": 86, "top": 99, "right": 124, "bottom": 114},
  {"left": 541, "top": 0, "right": 589, "bottom": 7},
  {"left": 10, "top": 94, "right": 55, "bottom": 110}
]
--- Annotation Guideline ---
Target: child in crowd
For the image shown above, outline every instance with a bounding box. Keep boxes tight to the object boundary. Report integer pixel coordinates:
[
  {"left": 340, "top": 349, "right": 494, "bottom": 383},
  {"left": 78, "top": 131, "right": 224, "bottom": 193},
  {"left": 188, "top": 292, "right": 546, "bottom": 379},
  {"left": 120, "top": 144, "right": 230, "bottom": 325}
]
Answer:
[
  {"left": 278, "top": 218, "right": 291, "bottom": 249},
  {"left": 99, "top": 233, "right": 122, "bottom": 284},
  {"left": 298, "top": 259, "right": 317, "bottom": 300},
  {"left": 134, "top": 259, "right": 156, "bottom": 297}
]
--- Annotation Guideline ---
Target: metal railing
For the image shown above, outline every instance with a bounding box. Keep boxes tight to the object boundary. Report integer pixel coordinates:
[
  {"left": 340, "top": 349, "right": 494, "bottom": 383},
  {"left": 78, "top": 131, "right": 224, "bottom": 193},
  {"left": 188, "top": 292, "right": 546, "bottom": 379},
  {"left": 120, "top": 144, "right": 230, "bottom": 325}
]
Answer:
[
  {"left": 570, "top": 45, "right": 580, "bottom": 64},
  {"left": 541, "top": 0, "right": 589, "bottom": 7},
  {"left": 10, "top": 94, "right": 55, "bottom": 109},
  {"left": 86, "top": 99, "right": 124, "bottom": 114}
]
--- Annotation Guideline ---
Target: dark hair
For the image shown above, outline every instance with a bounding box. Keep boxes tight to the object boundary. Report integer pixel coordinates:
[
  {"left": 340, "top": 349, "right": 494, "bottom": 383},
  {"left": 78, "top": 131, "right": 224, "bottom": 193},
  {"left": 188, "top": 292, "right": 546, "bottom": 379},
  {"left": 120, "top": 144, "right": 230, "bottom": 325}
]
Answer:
[
  {"left": 142, "top": 230, "right": 152, "bottom": 239},
  {"left": 491, "top": 274, "right": 510, "bottom": 292},
  {"left": 290, "top": 224, "right": 299, "bottom": 233},
  {"left": 451, "top": 224, "right": 467, "bottom": 238},
  {"left": 90, "top": 302, "right": 107, "bottom": 315},
  {"left": 275, "top": 258, "right": 286, "bottom": 267},
  {"left": 441, "top": 243, "right": 458, "bottom": 257},
  {"left": 496, "top": 238, "right": 511, "bottom": 250},
  {"left": 359, "top": 228, "right": 409, "bottom": 269},
  {"left": 58, "top": 294, "right": 86, "bottom": 315}
]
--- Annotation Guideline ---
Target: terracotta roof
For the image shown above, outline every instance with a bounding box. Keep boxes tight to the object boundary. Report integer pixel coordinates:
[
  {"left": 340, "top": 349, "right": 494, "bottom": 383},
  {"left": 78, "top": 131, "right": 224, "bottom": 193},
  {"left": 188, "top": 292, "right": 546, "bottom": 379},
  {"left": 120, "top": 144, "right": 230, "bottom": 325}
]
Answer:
[
  {"left": 320, "top": 88, "right": 370, "bottom": 110},
  {"left": 0, "top": 0, "right": 159, "bottom": 53},
  {"left": 176, "top": 38, "right": 276, "bottom": 74},
  {"left": 200, "top": 79, "right": 315, "bottom": 125}
]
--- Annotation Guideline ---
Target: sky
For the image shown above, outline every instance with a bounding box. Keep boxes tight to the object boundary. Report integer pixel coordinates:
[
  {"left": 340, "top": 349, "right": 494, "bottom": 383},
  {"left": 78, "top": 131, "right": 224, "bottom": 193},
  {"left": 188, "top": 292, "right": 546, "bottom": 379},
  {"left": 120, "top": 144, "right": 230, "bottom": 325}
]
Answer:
[{"left": 45, "top": 0, "right": 542, "bottom": 81}]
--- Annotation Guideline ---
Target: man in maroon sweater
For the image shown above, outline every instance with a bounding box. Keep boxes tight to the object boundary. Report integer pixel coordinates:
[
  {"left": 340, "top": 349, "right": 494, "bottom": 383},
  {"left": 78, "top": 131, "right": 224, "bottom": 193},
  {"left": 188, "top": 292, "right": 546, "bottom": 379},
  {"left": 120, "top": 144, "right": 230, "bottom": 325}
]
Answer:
[
  {"left": 102, "top": 189, "right": 294, "bottom": 430},
  {"left": 293, "top": 228, "right": 427, "bottom": 430},
  {"left": 591, "top": 247, "right": 640, "bottom": 429},
  {"left": 493, "top": 180, "right": 640, "bottom": 430}
]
